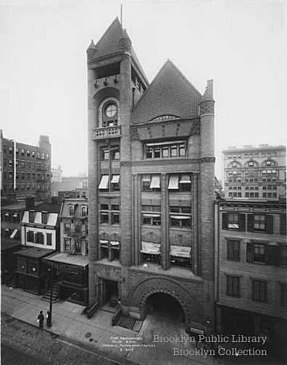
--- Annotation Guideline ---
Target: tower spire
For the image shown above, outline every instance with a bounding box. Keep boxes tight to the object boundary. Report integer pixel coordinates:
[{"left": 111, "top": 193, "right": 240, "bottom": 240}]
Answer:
[{"left": 120, "top": 3, "right": 123, "bottom": 26}]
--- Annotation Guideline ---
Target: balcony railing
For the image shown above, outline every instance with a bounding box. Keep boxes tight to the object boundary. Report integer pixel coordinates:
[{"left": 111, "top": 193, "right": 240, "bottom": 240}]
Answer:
[{"left": 92, "top": 126, "right": 121, "bottom": 140}]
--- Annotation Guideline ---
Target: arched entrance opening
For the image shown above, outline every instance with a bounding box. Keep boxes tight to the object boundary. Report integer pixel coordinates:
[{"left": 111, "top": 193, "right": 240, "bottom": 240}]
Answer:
[{"left": 145, "top": 292, "right": 185, "bottom": 324}]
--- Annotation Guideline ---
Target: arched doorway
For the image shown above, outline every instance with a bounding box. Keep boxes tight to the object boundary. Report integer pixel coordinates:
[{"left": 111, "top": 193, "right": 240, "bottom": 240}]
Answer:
[{"left": 145, "top": 292, "right": 185, "bottom": 324}]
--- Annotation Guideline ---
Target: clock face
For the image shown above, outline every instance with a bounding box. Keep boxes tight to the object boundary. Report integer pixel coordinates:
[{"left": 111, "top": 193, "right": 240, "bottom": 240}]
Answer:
[{"left": 105, "top": 103, "right": 117, "bottom": 118}]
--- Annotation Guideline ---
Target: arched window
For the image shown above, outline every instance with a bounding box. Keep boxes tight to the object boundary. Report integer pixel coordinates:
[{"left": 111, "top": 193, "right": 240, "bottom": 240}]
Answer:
[
  {"left": 228, "top": 161, "right": 241, "bottom": 169},
  {"left": 262, "top": 159, "right": 276, "bottom": 167},
  {"left": 244, "top": 160, "right": 258, "bottom": 168},
  {"left": 99, "top": 98, "right": 119, "bottom": 128}
]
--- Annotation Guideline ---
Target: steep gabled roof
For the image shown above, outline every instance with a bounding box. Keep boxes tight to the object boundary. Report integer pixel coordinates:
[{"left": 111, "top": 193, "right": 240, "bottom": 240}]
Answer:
[
  {"left": 131, "top": 60, "right": 201, "bottom": 124},
  {"left": 89, "top": 18, "right": 148, "bottom": 84},
  {"left": 93, "top": 18, "right": 123, "bottom": 59}
]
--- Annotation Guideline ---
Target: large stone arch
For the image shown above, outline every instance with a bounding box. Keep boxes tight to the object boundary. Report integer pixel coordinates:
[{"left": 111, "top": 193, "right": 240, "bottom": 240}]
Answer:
[{"left": 127, "top": 276, "right": 203, "bottom": 327}]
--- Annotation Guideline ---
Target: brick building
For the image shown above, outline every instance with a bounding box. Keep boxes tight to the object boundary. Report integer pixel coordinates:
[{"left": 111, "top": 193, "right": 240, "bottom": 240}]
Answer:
[
  {"left": 0, "top": 130, "right": 51, "bottom": 201},
  {"left": 215, "top": 198, "right": 287, "bottom": 358},
  {"left": 87, "top": 19, "right": 215, "bottom": 333},
  {"left": 43, "top": 198, "right": 89, "bottom": 306},
  {"left": 223, "top": 144, "right": 286, "bottom": 200}
]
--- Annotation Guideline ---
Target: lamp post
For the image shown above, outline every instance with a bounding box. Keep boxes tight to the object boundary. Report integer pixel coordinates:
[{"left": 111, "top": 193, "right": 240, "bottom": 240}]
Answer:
[{"left": 48, "top": 266, "right": 53, "bottom": 327}]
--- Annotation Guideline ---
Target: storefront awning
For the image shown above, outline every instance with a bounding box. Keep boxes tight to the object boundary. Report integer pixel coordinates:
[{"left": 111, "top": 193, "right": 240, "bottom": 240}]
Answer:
[
  {"left": 150, "top": 175, "right": 160, "bottom": 189},
  {"left": 110, "top": 241, "right": 120, "bottom": 246},
  {"left": 141, "top": 241, "right": 160, "bottom": 254},
  {"left": 143, "top": 213, "right": 160, "bottom": 218},
  {"left": 111, "top": 175, "right": 120, "bottom": 184},
  {"left": 142, "top": 175, "right": 151, "bottom": 182},
  {"left": 10, "top": 229, "right": 18, "bottom": 239},
  {"left": 168, "top": 175, "right": 179, "bottom": 190},
  {"left": 170, "top": 245, "right": 191, "bottom": 258},
  {"left": 99, "top": 175, "right": 109, "bottom": 189},
  {"left": 180, "top": 175, "right": 191, "bottom": 183},
  {"left": 170, "top": 215, "right": 190, "bottom": 220}
]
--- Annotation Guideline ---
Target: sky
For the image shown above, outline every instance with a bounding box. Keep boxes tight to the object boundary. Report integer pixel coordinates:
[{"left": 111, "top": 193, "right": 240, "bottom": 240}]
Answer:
[{"left": 0, "top": 0, "right": 286, "bottom": 178}]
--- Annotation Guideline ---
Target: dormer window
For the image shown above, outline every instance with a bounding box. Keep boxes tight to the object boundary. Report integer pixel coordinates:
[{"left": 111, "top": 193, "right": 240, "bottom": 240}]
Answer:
[
  {"left": 29, "top": 211, "right": 35, "bottom": 223},
  {"left": 42, "top": 211, "right": 48, "bottom": 225}
]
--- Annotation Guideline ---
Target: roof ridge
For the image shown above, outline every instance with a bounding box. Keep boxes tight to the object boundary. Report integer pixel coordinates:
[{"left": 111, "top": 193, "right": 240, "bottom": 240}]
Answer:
[
  {"left": 94, "top": 17, "right": 123, "bottom": 49},
  {"left": 165, "top": 59, "right": 201, "bottom": 97}
]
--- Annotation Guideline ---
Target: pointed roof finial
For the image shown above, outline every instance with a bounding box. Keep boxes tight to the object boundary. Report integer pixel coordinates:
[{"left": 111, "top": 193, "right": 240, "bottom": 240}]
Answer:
[{"left": 120, "top": 3, "right": 123, "bottom": 26}]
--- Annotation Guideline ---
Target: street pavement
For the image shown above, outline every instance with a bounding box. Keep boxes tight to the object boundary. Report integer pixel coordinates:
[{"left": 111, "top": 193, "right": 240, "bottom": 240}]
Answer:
[{"left": 1, "top": 284, "right": 281, "bottom": 365}]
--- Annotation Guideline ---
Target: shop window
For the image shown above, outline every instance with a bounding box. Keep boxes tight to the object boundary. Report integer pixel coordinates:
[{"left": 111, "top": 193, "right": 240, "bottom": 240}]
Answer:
[
  {"left": 226, "top": 275, "right": 240, "bottom": 297},
  {"left": 252, "top": 279, "right": 267, "bottom": 302},
  {"left": 226, "top": 240, "right": 240, "bottom": 261}
]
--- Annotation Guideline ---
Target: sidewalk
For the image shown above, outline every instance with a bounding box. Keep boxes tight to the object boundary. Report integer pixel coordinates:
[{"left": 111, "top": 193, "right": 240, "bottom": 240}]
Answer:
[{"left": 1, "top": 285, "right": 220, "bottom": 365}]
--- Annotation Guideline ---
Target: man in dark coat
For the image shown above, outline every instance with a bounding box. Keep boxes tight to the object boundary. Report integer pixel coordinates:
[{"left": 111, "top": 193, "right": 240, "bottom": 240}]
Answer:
[{"left": 37, "top": 311, "right": 44, "bottom": 329}]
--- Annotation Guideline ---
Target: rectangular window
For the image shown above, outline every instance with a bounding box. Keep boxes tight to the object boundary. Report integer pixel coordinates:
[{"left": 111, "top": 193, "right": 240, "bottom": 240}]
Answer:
[
  {"left": 227, "top": 240, "right": 240, "bottom": 261},
  {"left": 111, "top": 212, "right": 120, "bottom": 225},
  {"left": 100, "top": 212, "right": 109, "bottom": 224},
  {"left": 64, "top": 238, "right": 71, "bottom": 252},
  {"left": 149, "top": 175, "right": 161, "bottom": 190},
  {"left": 252, "top": 279, "right": 267, "bottom": 302},
  {"left": 101, "top": 148, "right": 109, "bottom": 160},
  {"left": 227, "top": 213, "right": 239, "bottom": 229},
  {"left": 46, "top": 233, "right": 52, "bottom": 246},
  {"left": 226, "top": 276, "right": 240, "bottom": 297},
  {"left": 111, "top": 175, "right": 120, "bottom": 191},
  {"left": 144, "top": 141, "right": 186, "bottom": 160},
  {"left": 254, "top": 215, "right": 266, "bottom": 231},
  {"left": 27, "top": 231, "right": 34, "bottom": 242},
  {"left": 111, "top": 147, "right": 120, "bottom": 160},
  {"left": 142, "top": 213, "right": 161, "bottom": 226},
  {"left": 253, "top": 243, "right": 265, "bottom": 263},
  {"left": 142, "top": 175, "right": 151, "bottom": 191}
]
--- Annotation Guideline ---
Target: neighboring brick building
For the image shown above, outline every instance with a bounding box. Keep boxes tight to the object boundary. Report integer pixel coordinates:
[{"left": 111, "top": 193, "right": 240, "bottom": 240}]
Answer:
[
  {"left": 215, "top": 198, "right": 287, "bottom": 358},
  {"left": 0, "top": 130, "right": 51, "bottom": 201},
  {"left": 16, "top": 199, "right": 60, "bottom": 294},
  {"left": 44, "top": 198, "right": 89, "bottom": 306},
  {"left": 87, "top": 18, "right": 215, "bottom": 334},
  {"left": 223, "top": 144, "right": 286, "bottom": 200}
]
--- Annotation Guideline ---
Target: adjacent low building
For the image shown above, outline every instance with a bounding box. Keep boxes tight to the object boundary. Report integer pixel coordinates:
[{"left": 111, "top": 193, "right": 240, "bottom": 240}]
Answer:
[
  {"left": 16, "top": 199, "right": 60, "bottom": 294},
  {"left": 215, "top": 198, "right": 287, "bottom": 358}
]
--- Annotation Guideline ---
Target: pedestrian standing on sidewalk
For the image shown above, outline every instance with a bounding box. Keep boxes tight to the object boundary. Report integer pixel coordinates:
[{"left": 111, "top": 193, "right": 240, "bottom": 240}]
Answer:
[
  {"left": 37, "top": 311, "right": 44, "bottom": 329},
  {"left": 46, "top": 311, "right": 51, "bottom": 327}
]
